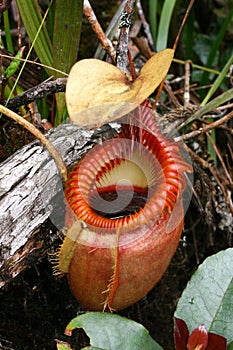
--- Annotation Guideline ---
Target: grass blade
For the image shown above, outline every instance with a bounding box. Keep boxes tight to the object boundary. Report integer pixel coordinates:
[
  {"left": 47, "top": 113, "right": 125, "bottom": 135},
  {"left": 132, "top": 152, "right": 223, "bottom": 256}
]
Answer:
[
  {"left": 156, "top": 0, "right": 177, "bottom": 51},
  {"left": 201, "top": 54, "right": 233, "bottom": 106},
  {"left": 16, "top": 0, "right": 53, "bottom": 69},
  {"left": 52, "top": 0, "right": 83, "bottom": 125},
  {"left": 3, "top": 9, "right": 14, "bottom": 53},
  {"left": 52, "top": 1, "right": 83, "bottom": 77},
  {"left": 200, "top": 8, "right": 233, "bottom": 92},
  {"left": 149, "top": 0, "right": 158, "bottom": 44}
]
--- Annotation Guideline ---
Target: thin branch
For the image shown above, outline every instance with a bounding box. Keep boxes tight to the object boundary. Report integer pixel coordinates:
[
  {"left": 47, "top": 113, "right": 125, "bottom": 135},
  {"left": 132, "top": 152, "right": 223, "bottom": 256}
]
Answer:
[
  {"left": 178, "top": 88, "right": 233, "bottom": 129},
  {"left": 0, "top": 52, "right": 68, "bottom": 76},
  {"left": 175, "top": 110, "right": 233, "bottom": 142},
  {"left": 94, "top": 0, "right": 128, "bottom": 60},
  {"left": 0, "top": 104, "right": 67, "bottom": 183},
  {"left": 117, "top": 0, "right": 135, "bottom": 74},
  {"left": 136, "top": 0, "right": 155, "bottom": 50},
  {"left": 83, "top": 0, "right": 116, "bottom": 63},
  {"left": 186, "top": 144, "right": 233, "bottom": 215},
  {"left": 152, "top": 0, "right": 195, "bottom": 109},
  {"left": 7, "top": 78, "right": 67, "bottom": 111},
  {"left": 184, "top": 60, "right": 192, "bottom": 107},
  {"left": 173, "top": 0, "right": 195, "bottom": 51},
  {"left": 216, "top": 102, "right": 233, "bottom": 111},
  {"left": 206, "top": 132, "right": 233, "bottom": 185}
]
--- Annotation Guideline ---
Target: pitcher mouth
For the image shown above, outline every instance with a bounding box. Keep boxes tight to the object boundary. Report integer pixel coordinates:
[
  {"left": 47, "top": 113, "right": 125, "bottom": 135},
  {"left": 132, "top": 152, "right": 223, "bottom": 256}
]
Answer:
[{"left": 64, "top": 107, "right": 192, "bottom": 236}]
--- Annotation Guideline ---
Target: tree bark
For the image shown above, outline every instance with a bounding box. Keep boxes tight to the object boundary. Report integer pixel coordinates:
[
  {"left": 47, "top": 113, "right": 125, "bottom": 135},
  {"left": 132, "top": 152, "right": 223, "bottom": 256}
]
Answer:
[{"left": 0, "top": 123, "right": 118, "bottom": 289}]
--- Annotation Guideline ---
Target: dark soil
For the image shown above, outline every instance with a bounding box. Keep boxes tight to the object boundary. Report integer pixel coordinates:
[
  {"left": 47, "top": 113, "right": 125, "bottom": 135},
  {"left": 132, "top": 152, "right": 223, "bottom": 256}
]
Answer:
[{"left": 0, "top": 116, "right": 35, "bottom": 162}]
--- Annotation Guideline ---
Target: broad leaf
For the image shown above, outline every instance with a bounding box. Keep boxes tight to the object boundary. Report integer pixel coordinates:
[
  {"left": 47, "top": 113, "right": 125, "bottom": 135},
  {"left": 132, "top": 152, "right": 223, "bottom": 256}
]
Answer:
[
  {"left": 175, "top": 248, "right": 233, "bottom": 345},
  {"left": 52, "top": 0, "right": 83, "bottom": 125},
  {"left": 66, "top": 49, "right": 174, "bottom": 127},
  {"left": 65, "top": 312, "right": 163, "bottom": 350}
]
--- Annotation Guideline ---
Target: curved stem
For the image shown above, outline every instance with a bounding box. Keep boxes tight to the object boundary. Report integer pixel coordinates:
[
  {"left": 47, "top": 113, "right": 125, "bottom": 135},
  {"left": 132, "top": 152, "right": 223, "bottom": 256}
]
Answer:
[{"left": 0, "top": 104, "right": 68, "bottom": 183}]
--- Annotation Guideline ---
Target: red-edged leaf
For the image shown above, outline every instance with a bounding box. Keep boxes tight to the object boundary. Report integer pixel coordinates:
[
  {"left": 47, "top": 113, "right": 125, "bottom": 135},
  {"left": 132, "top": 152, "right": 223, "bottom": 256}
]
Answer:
[
  {"left": 174, "top": 317, "right": 189, "bottom": 350},
  {"left": 187, "top": 325, "right": 208, "bottom": 350},
  {"left": 206, "top": 333, "right": 227, "bottom": 350}
]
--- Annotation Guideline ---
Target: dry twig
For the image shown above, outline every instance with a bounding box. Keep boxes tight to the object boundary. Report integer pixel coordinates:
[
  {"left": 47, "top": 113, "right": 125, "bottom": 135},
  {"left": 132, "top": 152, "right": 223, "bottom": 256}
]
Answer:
[
  {"left": 83, "top": 0, "right": 116, "bottom": 63},
  {"left": 175, "top": 110, "right": 233, "bottom": 142},
  {"left": 136, "top": 0, "right": 155, "bottom": 50},
  {"left": 186, "top": 145, "right": 233, "bottom": 215},
  {"left": 7, "top": 78, "right": 67, "bottom": 111},
  {"left": 206, "top": 132, "right": 233, "bottom": 185}
]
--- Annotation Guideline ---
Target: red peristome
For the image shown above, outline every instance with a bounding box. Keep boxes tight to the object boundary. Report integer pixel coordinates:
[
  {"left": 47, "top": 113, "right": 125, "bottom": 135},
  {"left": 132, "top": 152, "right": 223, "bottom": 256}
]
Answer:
[{"left": 60, "top": 106, "right": 192, "bottom": 311}]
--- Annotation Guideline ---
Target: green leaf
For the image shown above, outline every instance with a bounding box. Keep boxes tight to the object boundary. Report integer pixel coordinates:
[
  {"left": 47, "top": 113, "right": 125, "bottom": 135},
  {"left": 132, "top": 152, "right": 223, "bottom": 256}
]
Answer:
[
  {"left": 149, "top": 0, "right": 158, "bottom": 43},
  {"left": 65, "top": 312, "right": 164, "bottom": 350},
  {"left": 52, "top": 0, "right": 83, "bottom": 125},
  {"left": 181, "top": 7, "right": 194, "bottom": 59},
  {"left": 200, "top": 9, "right": 233, "bottom": 89},
  {"left": 3, "top": 9, "right": 14, "bottom": 53},
  {"left": 52, "top": 0, "right": 83, "bottom": 77},
  {"left": 194, "top": 34, "right": 219, "bottom": 66},
  {"left": 228, "top": 340, "right": 233, "bottom": 350},
  {"left": 4, "top": 47, "right": 25, "bottom": 80},
  {"left": 16, "top": 0, "right": 53, "bottom": 69},
  {"left": 179, "top": 87, "right": 233, "bottom": 127},
  {"left": 56, "top": 340, "right": 73, "bottom": 350},
  {"left": 175, "top": 248, "right": 233, "bottom": 345},
  {"left": 156, "top": 0, "right": 177, "bottom": 51},
  {"left": 201, "top": 54, "right": 233, "bottom": 106}
]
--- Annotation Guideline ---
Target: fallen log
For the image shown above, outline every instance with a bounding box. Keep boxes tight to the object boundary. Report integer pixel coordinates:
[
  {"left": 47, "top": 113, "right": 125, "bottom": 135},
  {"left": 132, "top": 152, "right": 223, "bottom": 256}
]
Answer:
[{"left": 0, "top": 122, "right": 117, "bottom": 289}]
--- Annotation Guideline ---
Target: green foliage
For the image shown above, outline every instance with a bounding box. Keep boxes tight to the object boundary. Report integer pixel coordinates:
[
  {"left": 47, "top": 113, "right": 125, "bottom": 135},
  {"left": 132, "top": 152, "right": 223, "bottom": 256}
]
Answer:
[
  {"left": 201, "top": 54, "right": 233, "bottom": 106},
  {"left": 156, "top": 0, "right": 177, "bottom": 51},
  {"left": 181, "top": 2, "right": 233, "bottom": 99},
  {"left": 175, "top": 248, "right": 233, "bottom": 345},
  {"left": 52, "top": 0, "right": 83, "bottom": 125},
  {"left": 4, "top": 47, "right": 25, "bottom": 80},
  {"left": 16, "top": 0, "right": 53, "bottom": 70},
  {"left": 15, "top": 0, "right": 83, "bottom": 124},
  {"left": 199, "top": 8, "right": 233, "bottom": 93},
  {"left": 149, "top": 0, "right": 177, "bottom": 51},
  {"left": 3, "top": 8, "right": 14, "bottom": 53},
  {"left": 52, "top": 1, "right": 83, "bottom": 78},
  {"left": 148, "top": 0, "right": 157, "bottom": 44},
  {"left": 64, "top": 312, "right": 163, "bottom": 350},
  {"left": 178, "top": 88, "right": 233, "bottom": 128}
]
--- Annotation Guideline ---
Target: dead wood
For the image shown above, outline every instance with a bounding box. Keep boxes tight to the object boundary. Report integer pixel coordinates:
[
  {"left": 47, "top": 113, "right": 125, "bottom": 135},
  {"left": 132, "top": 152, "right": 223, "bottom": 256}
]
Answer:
[
  {"left": 0, "top": 123, "right": 117, "bottom": 289},
  {"left": 6, "top": 78, "right": 67, "bottom": 111}
]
